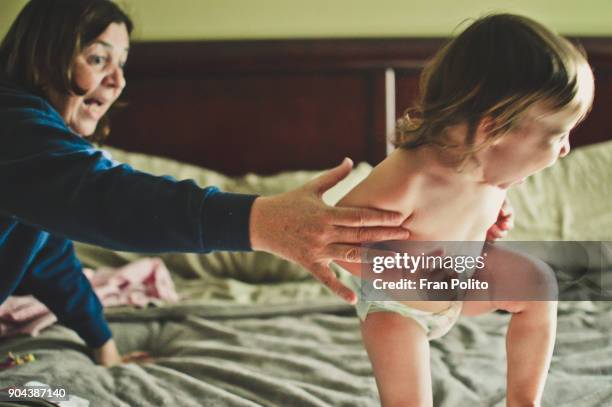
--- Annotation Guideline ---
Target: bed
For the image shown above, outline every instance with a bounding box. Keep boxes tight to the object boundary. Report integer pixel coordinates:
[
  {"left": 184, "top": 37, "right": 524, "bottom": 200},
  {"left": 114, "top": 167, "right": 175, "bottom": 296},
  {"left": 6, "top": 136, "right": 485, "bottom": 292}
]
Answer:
[{"left": 1, "top": 37, "right": 611, "bottom": 407}]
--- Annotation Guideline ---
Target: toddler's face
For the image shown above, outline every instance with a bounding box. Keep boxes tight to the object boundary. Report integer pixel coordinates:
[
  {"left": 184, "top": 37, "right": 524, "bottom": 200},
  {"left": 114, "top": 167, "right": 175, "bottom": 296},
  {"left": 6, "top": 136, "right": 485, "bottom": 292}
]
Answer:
[{"left": 481, "top": 103, "right": 582, "bottom": 189}]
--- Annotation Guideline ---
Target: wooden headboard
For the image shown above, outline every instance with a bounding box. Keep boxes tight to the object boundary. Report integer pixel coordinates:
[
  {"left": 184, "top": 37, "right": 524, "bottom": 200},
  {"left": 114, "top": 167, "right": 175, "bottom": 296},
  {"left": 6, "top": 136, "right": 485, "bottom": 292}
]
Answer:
[{"left": 107, "top": 38, "right": 612, "bottom": 176}]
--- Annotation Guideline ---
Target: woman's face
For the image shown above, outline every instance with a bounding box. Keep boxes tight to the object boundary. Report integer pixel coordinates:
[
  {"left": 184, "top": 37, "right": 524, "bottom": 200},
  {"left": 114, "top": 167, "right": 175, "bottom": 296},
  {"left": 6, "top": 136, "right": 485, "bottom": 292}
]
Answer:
[{"left": 47, "top": 22, "right": 130, "bottom": 136}]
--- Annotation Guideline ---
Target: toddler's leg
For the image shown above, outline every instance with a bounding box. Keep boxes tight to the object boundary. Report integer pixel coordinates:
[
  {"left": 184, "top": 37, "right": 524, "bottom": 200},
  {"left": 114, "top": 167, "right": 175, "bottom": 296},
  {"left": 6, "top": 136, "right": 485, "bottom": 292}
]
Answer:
[
  {"left": 463, "top": 245, "right": 558, "bottom": 407},
  {"left": 500, "top": 300, "right": 557, "bottom": 407},
  {"left": 361, "top": 311, "right": 433, "bottom": 407}
]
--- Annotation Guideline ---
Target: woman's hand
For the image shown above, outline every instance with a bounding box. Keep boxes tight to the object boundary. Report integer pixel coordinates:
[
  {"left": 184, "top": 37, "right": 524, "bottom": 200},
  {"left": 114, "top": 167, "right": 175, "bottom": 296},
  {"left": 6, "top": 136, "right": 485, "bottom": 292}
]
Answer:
[
  {"left": 486, "top": 199, "right": 514, "bottom": 241},
  {"left": 249, "top": 158, "right": 412, "bottom": 304},
  {"left": 93, "top": 339, "right": 151, "bottom": 366}
]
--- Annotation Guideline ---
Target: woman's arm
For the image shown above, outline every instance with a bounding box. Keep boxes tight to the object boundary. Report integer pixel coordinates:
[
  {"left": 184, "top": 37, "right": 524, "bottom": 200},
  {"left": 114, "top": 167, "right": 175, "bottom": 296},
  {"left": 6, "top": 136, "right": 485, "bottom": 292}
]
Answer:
[{"left": 1, "top": 98, "right": 411, "bottom": 302}]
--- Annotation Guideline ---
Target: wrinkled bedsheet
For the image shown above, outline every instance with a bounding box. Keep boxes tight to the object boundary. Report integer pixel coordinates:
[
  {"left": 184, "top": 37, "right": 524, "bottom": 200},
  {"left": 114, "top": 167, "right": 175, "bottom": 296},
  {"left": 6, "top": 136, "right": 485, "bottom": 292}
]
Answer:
[{"left": 1, "top": 301, "right": 612, "bottom": 406}]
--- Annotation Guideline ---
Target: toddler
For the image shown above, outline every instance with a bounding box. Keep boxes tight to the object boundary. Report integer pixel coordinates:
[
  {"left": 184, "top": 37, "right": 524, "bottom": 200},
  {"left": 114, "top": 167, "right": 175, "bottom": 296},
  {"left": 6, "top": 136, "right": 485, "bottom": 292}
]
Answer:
[{"left": 336, "top": 14, "right": 594, "bottom": 407}]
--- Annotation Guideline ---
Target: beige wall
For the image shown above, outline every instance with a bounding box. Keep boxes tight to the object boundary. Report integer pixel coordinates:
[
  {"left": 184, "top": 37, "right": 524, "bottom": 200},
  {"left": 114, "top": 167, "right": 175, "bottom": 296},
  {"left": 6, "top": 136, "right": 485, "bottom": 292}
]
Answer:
[{"left": 2, "top": 0, "right": 611, "bottom": 41}]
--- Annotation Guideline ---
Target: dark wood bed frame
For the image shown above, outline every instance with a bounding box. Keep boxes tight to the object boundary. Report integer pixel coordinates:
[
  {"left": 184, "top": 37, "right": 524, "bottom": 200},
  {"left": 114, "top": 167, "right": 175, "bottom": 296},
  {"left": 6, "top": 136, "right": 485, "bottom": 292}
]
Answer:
[{"left": 107, "top": 38, "right": 612, "bottom": 175}]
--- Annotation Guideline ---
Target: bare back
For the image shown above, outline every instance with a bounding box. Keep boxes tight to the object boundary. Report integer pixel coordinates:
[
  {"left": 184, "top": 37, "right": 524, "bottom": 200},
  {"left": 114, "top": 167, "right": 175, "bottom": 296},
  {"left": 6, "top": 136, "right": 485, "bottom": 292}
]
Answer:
[{"left": 336, "top": 147, "right": 507, "bottom": 311}]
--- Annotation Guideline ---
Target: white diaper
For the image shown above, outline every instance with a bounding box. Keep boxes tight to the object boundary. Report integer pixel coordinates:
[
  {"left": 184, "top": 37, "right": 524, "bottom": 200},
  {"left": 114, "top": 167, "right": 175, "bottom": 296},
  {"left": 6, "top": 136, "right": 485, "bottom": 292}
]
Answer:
[
  {"left": 334, "top": 263, "right": 463, "bottom": 340},
  {"left": 356, "top": 297, "right": 463, "bottom": 340}
]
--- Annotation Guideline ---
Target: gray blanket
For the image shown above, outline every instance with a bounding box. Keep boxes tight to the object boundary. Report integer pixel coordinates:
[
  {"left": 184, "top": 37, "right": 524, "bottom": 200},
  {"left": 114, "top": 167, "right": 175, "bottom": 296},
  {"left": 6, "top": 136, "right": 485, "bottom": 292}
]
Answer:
[{"left": 1, "top": 300, "right": 612, "bottom": 406}]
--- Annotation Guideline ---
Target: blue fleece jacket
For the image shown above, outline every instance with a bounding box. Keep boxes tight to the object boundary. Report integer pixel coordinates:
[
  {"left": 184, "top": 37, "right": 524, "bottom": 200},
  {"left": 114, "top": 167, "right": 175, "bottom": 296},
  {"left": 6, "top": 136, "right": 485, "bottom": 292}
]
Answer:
[{"left": 0, "top": 79, "right": 257, "bottom": 347}]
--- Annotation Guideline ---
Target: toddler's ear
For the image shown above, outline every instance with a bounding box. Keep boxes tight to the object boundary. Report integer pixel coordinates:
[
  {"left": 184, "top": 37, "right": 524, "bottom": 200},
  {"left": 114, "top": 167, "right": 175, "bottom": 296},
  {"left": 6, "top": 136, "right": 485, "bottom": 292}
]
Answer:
[
  {"left": 475, "top": 116, "right": 496, "bottom": 145},
  {"left": 479, "top": 116, "right": 496, "bottom": 133}
]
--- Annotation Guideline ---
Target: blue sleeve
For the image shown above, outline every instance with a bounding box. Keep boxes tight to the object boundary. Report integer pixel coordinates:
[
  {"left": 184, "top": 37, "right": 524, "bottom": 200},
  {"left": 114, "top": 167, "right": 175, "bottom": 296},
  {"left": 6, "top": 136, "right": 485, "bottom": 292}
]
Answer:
[
  {"left": 18, "top": 235, "right": 111, "bottom": 348},
  {"left": 0, "top": 107, "right": 257, "bottom": 253}
]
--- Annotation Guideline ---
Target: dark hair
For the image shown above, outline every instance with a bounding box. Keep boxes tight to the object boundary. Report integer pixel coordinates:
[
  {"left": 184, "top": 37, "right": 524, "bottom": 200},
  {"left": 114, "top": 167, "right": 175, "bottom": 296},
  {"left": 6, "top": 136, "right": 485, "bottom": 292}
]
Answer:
[
  {"left": 395, "top": 13, "right": 594, "bottom": 167},
  {"left": 0, "top": 0, "right": 133, "bottom": 143}
]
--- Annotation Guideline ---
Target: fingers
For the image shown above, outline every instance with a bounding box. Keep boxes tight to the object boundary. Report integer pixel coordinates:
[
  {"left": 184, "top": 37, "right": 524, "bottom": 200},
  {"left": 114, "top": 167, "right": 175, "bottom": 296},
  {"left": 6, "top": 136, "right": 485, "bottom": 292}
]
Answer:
[
  {"left": 327, "top": 244, "right": 362, "bottom": 263},
  {"left": 310, "top": 157, "right": 354, "bottom": 195},
  {"left": 498, "top": 218, "right": 512, "bottom": 231},
  {"left": 333, "top": 225, "right": 410, "bottom": 243},
  {"left": 329, "top": 206, "right": 406, "bottom": 227},
  {"left": 494, "top": 210, "right": 513, "bottom": 232},
  {"left": 121, "top": 352, "right": 153, "bottom": 364},
  {"left": 309, "top": 263, "right": 357, "bottom": 304},
  {"left": 502, "top": 215, "right": 514, "bottom": 230},
  {"left": 487, "top": 226, "right": 500, "bottom": 240},
  {"left": 329, "top": 244, "right": 445, "bottom": 267},
  {"left": 327, "top": 244, "right": 401, "bottom": 263},
  {"left": 498, "top": 199, "right": 514, "bottom": 229},
  {"left": 487, "top": 225, "right": 508, "bottom": 241},
  {"left": 489, "top": 199, "right": 515, "bottom": 241},
  {"left": 500, "top": 198, "right": 514, "bottom": 217}
]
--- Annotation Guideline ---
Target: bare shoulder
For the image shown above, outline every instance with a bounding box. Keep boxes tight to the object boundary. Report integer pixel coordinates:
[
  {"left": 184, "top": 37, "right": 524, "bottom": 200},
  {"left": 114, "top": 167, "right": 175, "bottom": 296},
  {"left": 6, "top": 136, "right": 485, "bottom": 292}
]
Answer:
[{"left": 336, "top": 148, "right": 423, "bottom": 217}]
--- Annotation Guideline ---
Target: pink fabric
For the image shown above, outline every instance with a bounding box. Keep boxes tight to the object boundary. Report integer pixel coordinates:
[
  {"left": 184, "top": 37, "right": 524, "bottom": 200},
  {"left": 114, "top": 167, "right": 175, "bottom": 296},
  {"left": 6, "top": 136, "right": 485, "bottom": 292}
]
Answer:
[{"left": 0, "top": 257, "right": 179, "bottom": 338}]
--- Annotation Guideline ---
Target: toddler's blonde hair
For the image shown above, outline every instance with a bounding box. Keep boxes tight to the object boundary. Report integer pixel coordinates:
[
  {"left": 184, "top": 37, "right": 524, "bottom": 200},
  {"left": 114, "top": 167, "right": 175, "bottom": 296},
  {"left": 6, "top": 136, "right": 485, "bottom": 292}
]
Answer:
[{"left": 395, "top": 14, "right": 594, "bottom": 166}]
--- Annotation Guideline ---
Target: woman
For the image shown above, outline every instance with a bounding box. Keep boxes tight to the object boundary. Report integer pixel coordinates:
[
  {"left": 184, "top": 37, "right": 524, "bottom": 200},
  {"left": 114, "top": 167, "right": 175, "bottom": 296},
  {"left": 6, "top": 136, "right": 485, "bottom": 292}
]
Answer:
[{"left": 0, "top": 0, "right": 511, "bottom": 366}]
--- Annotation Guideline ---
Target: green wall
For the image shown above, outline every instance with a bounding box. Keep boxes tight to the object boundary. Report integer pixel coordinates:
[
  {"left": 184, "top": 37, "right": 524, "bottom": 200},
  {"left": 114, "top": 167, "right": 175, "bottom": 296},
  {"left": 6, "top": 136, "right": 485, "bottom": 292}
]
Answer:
[{"left": 2, "top": 0, "right": 611, "bottom": 41}]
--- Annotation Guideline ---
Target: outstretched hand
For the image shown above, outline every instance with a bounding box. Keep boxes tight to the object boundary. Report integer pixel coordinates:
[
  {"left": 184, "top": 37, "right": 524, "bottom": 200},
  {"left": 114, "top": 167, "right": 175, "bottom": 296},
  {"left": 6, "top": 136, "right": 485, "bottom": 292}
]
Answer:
[{"left": 249, "top": 158, "right": 412, "bottom": 304}]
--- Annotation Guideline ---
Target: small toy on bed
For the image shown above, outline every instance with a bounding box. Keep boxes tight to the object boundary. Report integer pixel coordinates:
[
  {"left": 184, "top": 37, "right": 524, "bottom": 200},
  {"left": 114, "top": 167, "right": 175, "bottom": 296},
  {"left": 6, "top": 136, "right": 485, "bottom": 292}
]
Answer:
[{"left": 0, "top": 352, "right": 36, "bottom": 369}]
